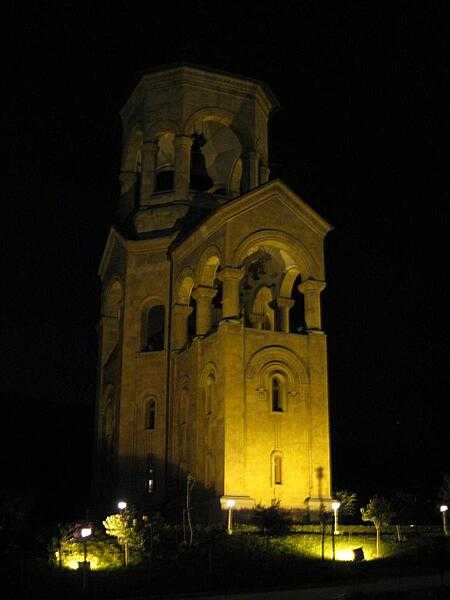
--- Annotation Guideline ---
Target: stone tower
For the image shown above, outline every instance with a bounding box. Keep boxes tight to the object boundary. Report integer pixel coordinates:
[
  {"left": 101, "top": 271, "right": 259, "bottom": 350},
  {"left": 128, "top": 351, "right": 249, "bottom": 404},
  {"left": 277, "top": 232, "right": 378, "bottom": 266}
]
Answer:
[{"left": 94, "top": 65, "right": 333, "bottom": 516}]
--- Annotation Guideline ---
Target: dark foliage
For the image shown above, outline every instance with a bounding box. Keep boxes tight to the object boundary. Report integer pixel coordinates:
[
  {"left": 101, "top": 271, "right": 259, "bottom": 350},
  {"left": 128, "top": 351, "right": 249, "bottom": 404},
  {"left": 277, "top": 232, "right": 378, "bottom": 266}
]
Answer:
[{"left": 252, "top": 501, "right": 292, "bottom": 535}]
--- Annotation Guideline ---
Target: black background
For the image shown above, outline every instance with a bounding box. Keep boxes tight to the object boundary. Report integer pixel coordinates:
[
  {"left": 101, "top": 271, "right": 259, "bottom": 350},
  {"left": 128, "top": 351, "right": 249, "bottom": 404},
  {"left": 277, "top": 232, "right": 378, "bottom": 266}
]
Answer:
[{"left": 2, "top": 2, "right": 448, "bottom": 523}]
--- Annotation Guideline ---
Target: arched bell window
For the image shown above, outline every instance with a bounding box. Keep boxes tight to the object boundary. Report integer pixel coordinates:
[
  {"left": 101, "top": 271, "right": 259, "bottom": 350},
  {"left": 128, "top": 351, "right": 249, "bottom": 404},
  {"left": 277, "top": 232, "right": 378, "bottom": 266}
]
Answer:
[
  {"left": 154, "top": 132, "right": 175, "bottom": 192},
  {"left": 142, "top": 305, "right": 165, "bottom": 352}
]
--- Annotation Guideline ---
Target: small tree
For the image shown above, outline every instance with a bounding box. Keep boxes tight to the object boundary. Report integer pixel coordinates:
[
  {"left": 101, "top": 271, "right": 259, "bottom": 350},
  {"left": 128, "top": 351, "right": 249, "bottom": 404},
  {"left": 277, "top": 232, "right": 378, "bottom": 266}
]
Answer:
[
  {"left": 361, "top": 496, "right": 394, "bottom": 558},
  {"left": 252, "top": 501, "right": 291, "bottom": 536},
  {"left": 103, "top": 509, "right": 144, "bottom": 566},
  {"left": 335, "top": 490, "right": 358, "bottom": 522}
]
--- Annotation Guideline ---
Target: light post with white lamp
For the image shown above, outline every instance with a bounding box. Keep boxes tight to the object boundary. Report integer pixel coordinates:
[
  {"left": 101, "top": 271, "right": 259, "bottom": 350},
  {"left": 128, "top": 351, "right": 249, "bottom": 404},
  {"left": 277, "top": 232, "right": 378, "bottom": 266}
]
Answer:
[
  {"left": 117, "top": 500, "right": 129, "bottom": 565},
  {"left": 226, "top": 499, "right": 236, "bottom": 534},
  {"left": 80, "top": 527, "right": 92, "bottom": 590},
  {"left": 331, "top": 500, "right": 341, "bottom": 535},
  {"left": 440, "top": 505, "right": 448, "bottom": 536}
]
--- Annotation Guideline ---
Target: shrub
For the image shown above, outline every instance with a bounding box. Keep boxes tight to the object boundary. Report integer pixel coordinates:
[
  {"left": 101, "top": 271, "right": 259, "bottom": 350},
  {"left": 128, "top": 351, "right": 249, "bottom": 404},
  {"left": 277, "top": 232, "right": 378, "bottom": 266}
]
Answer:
[
  {"left": 53, "top": 529, "right": 123, "bottom": 570},
  {"left": 252, "top": 501, "right": 292, "bottom": 535}
]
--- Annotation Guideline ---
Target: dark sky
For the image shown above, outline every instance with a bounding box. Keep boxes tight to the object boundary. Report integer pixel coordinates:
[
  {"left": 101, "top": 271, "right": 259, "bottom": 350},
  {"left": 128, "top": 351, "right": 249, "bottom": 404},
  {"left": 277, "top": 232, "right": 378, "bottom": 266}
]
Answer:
[{"left": 2, "top": 2, "right": 448, "bottom": 519}]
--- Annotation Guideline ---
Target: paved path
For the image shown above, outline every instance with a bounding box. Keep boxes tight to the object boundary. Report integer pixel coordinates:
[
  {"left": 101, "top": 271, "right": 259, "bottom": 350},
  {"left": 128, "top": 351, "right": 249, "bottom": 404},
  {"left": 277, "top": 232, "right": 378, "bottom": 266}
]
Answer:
[{"left": 205, "top": 570, "right": 449, "bottom": 599}]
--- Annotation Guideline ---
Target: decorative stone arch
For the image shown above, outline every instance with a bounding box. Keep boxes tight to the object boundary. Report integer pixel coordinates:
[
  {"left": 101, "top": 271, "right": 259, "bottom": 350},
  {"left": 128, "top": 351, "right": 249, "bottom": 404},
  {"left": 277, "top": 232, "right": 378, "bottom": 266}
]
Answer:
[
  {"left": 195, "top": 245, "right": 223, "bottom": 287},
  {"left": 173, "top": 268, "right": 196, "bottom": 350},
  {"left": 175, "top": 267, "right": 195, "bottom": 305},
  {"left": 246, "top": 345, "right": 308, "bottom": 384},
  {"left": 184, "top": 107, "right": 254, "bottom": 194},
  {"left": 233, "top": 229, "right": 319, "bottom": 280},
  {"left": 279, "top": 266, "right": 301, "bottom": 299},
  {"left": 183, "top": 107, "right": 252, "bottom": 149},
  {"left": 246, "top": 346, "right": 309, "bottom": 410}
]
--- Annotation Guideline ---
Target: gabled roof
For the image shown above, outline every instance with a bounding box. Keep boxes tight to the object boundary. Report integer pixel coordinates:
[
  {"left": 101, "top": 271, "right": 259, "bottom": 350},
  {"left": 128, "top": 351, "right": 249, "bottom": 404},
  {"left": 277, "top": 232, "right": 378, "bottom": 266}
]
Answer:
[{"left": 169, "top": 179, "right": 333, "bottom": 259}]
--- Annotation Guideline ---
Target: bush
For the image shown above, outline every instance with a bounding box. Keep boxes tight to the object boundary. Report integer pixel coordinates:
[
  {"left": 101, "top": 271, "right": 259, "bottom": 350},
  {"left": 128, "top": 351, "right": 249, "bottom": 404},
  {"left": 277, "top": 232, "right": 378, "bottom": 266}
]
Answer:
[
  {"left": 252, "top": 501, "right": 292, "bottom": 535},
  {"left": 55, "top": 536, "right": 123, "bottom": 570}
]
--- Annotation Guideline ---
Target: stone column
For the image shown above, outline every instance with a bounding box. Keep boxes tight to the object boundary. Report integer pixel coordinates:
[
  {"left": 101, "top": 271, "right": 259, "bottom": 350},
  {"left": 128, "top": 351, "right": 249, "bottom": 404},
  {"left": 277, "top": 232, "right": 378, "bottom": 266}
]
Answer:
[
  {"left": 191, "top": 286, "right": 217, "bottom": 336},
  {"left": 241, "top": 150, "right": 259, "bottom": 192},
  {"left": 140, "top": 140, "right": 159, "bottom": 206},
  {"left": 298, "top": 280, "right": 326, "bottom": 331},
  {"left": 249, "top": 313, "right": 264, "bottom": 330},
  {"left": 259, "top": 161, "right": 270, "bottom": 185},
  {"left": 119, "top": 170, "right": 138, "bottom": 195},
  {"left": 174, "top": 135, "right": 193, "bottom": 200},
  {"left": 217, "top": 266, "right": 245, "bottom": 319},
  {"left": 172, "top": 304, "right": 193, "bottom": 350},
  {"left": 277, "top": 297, "right": 295, "bottom": 333}
]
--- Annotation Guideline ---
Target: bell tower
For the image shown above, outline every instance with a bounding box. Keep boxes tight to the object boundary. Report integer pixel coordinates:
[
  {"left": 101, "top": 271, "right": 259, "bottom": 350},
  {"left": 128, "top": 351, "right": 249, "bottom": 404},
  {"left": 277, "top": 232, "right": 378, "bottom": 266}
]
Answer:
[
  {"left": 117, "top": 64, "right": 276, "bottom": 234},
  {"left": 94, "top": 65, "right": 333, "bottom": 517}
]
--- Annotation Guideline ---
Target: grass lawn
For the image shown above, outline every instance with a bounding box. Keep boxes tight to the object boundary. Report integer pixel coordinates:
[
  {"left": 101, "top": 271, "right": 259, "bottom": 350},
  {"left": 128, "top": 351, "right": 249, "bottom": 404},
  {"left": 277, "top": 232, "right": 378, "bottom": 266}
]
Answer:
[{"left": 4, "top": 530, "right": 448, "bottom": 599}]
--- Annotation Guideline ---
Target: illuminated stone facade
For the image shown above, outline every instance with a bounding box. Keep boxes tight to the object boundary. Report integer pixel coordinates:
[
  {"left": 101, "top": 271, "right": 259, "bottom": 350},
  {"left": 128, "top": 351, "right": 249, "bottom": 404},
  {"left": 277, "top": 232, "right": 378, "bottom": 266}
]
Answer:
[{"left": 94, "top": 65, "right": 333, "bottom": 515}]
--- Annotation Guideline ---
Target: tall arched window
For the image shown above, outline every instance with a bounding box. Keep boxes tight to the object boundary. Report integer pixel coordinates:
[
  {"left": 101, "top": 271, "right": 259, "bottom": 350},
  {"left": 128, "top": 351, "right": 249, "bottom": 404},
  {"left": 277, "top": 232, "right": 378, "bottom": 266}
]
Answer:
[
  {"left": 273, "top": 453, "right": 283, "bottom": 485},
  {"left": 154, "top": 132, "right": 175, "bottom": 193},
  {"left": 271, "top": 377, "right": 283, "bottom": 412},
  {"left": 145, "top": 398, "right": 156, "bottom": 431},
  {"left": 205, "top": 373, "right": 215, "bottom": 415},
  {"left": 142, "top": 305, "right": 165, "bottom": 351}
]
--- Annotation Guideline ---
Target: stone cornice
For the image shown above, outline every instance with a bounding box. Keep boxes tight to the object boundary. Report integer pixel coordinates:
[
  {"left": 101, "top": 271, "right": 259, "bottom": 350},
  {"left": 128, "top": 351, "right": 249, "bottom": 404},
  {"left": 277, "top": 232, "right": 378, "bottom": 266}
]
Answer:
[
  {"left": 170, "top": 179, "right": 333, "bottom": 262},
  {"left": 125, "top": 233, "right": 178, "bottom": 255},
  {"left": 120, "top": 64, "right": 279, "bottom": 122}
]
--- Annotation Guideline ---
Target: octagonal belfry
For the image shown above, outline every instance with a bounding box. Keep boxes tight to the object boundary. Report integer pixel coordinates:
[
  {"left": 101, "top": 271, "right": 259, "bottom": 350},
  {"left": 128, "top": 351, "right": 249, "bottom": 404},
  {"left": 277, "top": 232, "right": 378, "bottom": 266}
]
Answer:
[{"left": 94, "top": 64, "right": 333, "bottom": 518}]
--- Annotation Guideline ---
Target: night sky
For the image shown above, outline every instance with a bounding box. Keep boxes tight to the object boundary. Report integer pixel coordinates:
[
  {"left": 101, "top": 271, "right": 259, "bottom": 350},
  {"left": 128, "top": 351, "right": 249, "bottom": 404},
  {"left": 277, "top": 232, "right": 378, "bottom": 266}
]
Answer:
[{"left": 2, "top": 3, "right": 448, "bottom": 522}]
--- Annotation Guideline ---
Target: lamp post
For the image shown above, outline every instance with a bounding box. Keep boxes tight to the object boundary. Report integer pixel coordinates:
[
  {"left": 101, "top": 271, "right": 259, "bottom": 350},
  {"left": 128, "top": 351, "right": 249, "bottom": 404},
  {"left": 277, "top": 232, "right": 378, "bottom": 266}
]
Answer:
[
  {"left": 226, "top": 499, "right": 236, "bottom": 534},
  {"left": 117, "top": 501, "right": 129, "bottom": 565},
  {"left": 80, "top": 527, "right": 92, "bottom": 590},
  {"left": 331, "top": 500, "right": 341, "bottom": 535},
  {"left": 440, "top": 505, "right": 448, "bottom": 536}
]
